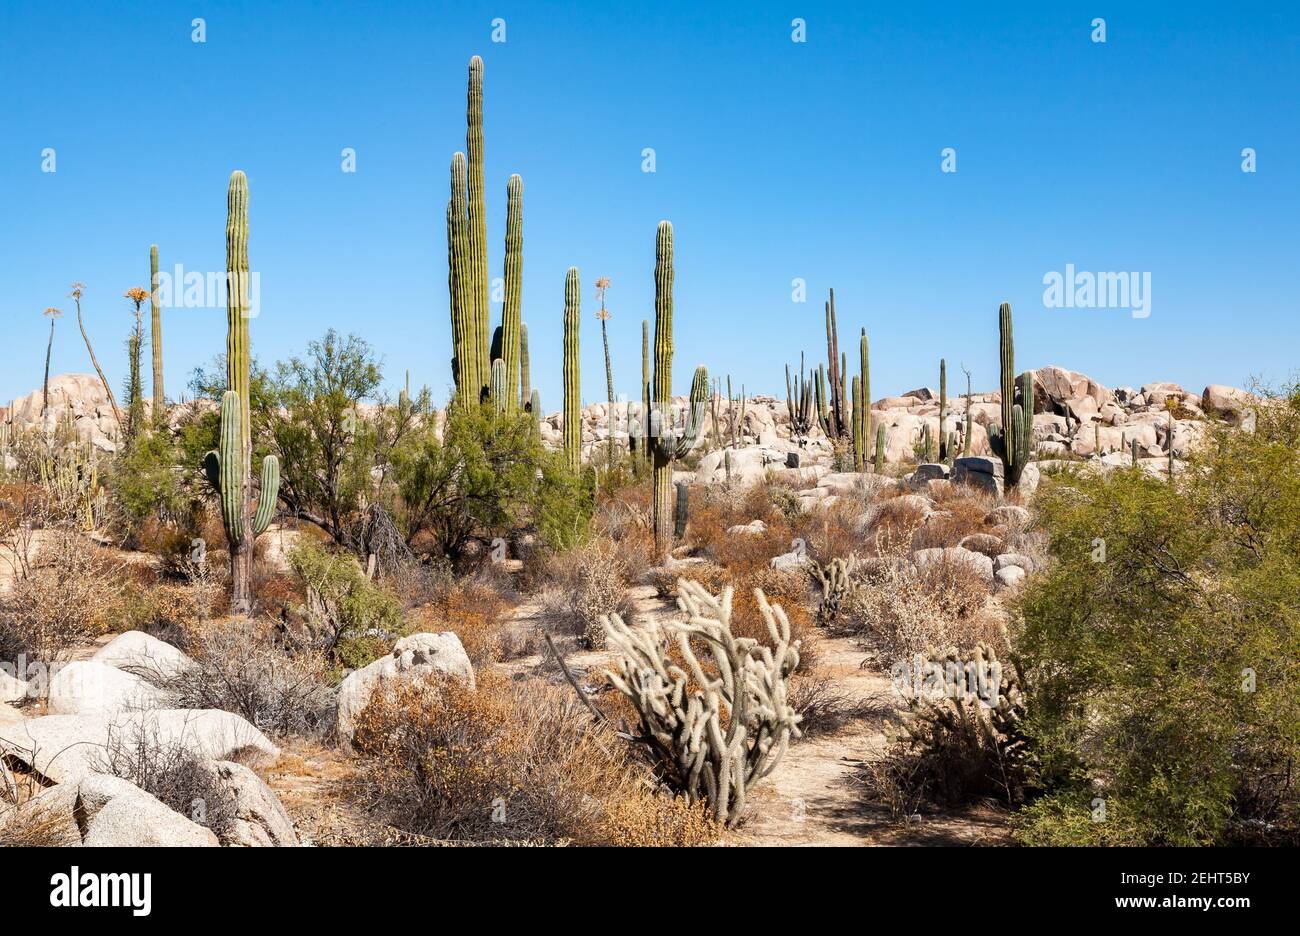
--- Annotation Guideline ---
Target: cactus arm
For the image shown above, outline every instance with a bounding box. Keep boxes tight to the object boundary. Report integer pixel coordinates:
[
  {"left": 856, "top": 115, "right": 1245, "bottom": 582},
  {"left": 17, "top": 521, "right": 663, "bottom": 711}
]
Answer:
[
  {"left": 217, "top": 391, "right": 245, "bottom": 549},
  {"left": 253, "top": 455, "right": 280, "bottom": 536}
]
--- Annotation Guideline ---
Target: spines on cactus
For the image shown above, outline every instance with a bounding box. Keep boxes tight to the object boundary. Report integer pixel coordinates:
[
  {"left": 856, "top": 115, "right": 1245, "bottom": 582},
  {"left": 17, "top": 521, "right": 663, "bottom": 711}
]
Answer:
[{"left": 563, "top": 267, "right": 581, "bottom": 472}]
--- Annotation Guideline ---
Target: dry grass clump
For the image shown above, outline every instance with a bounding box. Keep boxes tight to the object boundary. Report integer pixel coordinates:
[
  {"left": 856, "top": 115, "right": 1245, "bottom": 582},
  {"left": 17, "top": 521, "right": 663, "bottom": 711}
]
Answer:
[
  {"left": 535, "top": 542, "right": 636, "bottom": 649},
  {"left": 0, "top": 529, "right": 126, "bottom": 663},
  {"left": 846, "top": 540, "right": 1002, "bottom": 668},
  {"left": 350, "top": 670, "right": 719, "bottom": 846},
  {"left": 166, "top": 618, "right": 335, "bottom": 738},
  {"left": 787, "top": 671, "right": 889, "bottom": 738},
  {"left": 728, "top": 576, "right": 818, "bottom": 667},
  {"left": 910, "top": 496, "right": 991, "bottom": 551},
  {"left": 95, "top": 719, "right": 240, "bottom": 842},
  {"left": 646, "top": 560, "right": 729, "bottom": 599}
]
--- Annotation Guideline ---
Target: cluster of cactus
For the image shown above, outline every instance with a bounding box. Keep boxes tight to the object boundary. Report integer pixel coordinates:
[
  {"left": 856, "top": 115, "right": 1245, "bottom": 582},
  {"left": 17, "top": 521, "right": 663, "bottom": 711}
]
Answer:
[
  {"left": 204, "top": 171, "right": 282, "bottom": 616},
  {"left": 852, "top": 328, "right": 870, "bottom": 471},
  {"left": 446, "top": 57, "right": 527, "bottom": 414},
  {"left": 815, "top": 289, "right": 849, "bottom": 442},
  {"left": 603, "top": 579, "right": 802, "bottom": 826},
  {"left": 39, "top": 439, "right": 101, "bottom": 531},
  {"left": 727, "top": 376, "right": 746, "bottom": 448},
  {"left": 810, "top": 554, "right": 859, "bottom": 627},
  {"left": 648, "top": 222, "right": 709, "bottom": 553},
  {"left": 562, "top": 267, "right": 581, "bottom": 471},
  {"left": 784, "top": 353, "right": 814, "bottom": 444},
  {"left": 987, "top": 303, "right": 1034, "bottom": 487}
]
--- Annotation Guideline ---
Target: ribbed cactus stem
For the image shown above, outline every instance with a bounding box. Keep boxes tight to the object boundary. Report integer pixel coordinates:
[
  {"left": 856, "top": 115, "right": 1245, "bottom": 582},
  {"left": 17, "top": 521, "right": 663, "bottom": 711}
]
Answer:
[
  {"left": 674, "top": 481, "right": 689, "bottom": 540},
  {"left": 501, "top": 174, "right": 523, "bottom": 413},
  {"left": 150, "top": 244, "right": 165, "bottom": 426},
  {"left": 531, "top": 389, "right": 542, "bottom": 425},
  {"left": 649, "top": 221, "right": 709, "bottom": 553},
  {"left": 216, "top": 391, "right": 245, "bottom": 548},
  {"left": 641, "top": 318, "right": 651, "bottom": 463},
  {"left": 859, "top": 327, "right": 870, "bottom": 469},
  {"left": 938, "top": 358, "right": 948, "bottom": 461},
  {"left": 519, "top": 321, "right": 531, "bottom": 409},
  {"left": 852, "top": 375, "right": 864, "bottom": 471},
  {"left": 563, "top": 267, "right": 581, "bottom": 472},
  {"left": 447, "top": 153, "right": 476, "bottom": 402},
  {"left": 874, "top": 423, "right": 886, "bottom": 472},
  {"left": 466, "top": 55, "right": 490, "bottom": 402},
  {"left": 989, "top": 303, "right": 1034, "bottom": 487},
  {"left": 491, "top": 358, "right": 507, "bottom": 414},
  {"left": 963, "top": 368, "right": 973, "bottom": 457},
  {"left": 254, "top": 455, "right": 280, "bottom": 536}
]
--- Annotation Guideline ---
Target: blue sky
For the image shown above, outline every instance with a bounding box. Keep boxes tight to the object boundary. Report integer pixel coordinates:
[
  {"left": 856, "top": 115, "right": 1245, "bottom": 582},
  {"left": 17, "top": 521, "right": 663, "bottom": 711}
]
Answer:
[{"left": 1, "top": 1, "right": 1297, "bottom": 408}]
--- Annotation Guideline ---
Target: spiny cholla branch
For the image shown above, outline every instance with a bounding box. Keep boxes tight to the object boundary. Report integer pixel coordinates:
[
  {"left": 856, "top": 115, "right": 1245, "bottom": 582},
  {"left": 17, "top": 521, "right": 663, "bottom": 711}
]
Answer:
[{"left": 603, "top": 578, "right": 802, "bottom": 825}]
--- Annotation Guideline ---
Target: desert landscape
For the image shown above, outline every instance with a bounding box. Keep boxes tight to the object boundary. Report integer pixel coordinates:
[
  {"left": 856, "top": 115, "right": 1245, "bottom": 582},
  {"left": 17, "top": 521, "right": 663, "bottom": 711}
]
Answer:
[{"left": 2, "top": 31, "right": 1296, "bottom": 856}]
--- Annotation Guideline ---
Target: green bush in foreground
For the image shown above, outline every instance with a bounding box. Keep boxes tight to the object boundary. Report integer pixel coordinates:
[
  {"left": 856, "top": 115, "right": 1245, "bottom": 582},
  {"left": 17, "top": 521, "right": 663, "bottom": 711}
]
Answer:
[{"left": 1015, "top": 385, "right": 1300, "bottom": 845}]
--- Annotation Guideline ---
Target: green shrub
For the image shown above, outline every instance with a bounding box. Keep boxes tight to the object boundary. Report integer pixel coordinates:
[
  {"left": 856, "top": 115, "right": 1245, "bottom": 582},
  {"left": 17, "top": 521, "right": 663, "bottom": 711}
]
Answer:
[
  {"left": 288, "top": 539, "right": 403, "bottom": 668},
  {"left": 392, "top": 402, "right": 547, "bottom": 561},
  {"left": 1014, "top": 385, "right": 1300, "bottom": 845}
]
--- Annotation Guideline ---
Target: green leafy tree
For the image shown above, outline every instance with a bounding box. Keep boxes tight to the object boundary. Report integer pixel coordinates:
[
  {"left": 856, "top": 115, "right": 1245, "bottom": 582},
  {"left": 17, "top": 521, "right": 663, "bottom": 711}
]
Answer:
[
  {"left": 392, "top": 401, "right": 548, "bottom": 561},
  {"left": 1016, "top": 385, "right": 1300, "bottom": 845}
]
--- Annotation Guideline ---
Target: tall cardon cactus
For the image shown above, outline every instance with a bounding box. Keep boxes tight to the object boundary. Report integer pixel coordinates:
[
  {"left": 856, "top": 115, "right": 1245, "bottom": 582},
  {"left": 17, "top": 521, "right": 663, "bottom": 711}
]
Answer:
[
  {"left": 987, "top": 302, "right": 1034, "bottom": 488},
  {"left": 649, "top": 221, "right": 708, "bottom": 554},
  {"left": 562, "top": 267, "right": 581, "bottom": 471},
  {"left": 150, "top": 244, "right": 166, "bottom": 426},
  {"left": 204, "top": 171, "right": 281, "bottom": 616}
]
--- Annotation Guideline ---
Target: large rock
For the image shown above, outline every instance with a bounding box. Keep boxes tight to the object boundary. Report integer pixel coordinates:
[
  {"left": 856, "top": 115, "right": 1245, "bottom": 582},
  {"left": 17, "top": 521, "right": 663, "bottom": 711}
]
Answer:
[
  {"left": 47, "top": 661, "right": 173, "bottom": 716},
  {"left": 0, "top": 772, "right": 219, "bottom": 847},
  {"left": 1034, "top": 366, "right": 1114, "bottom": 412},
  {"left": 1201, "top": 385, "right": 1254, "bottom": 423},
  {"left": 212, "top": 760, "right": 300, "bottom": 847},
  {"left": 952, "top": 456, "right": 1004, "bottom": 496},
  {"left": 0, "top": 709, "right": 280, "bottom": 785},
  {"left": 994, "top": 566, "right": 1026, "bottom": 589},
  {"left": 336, "top": 632, "right": 475, "bottom": 743},
  {"left": 92, "top": 630, "right": 196, "bottom": 681},
  {"left": 77, "top": 773, "right": 219, "bottom": 847}
]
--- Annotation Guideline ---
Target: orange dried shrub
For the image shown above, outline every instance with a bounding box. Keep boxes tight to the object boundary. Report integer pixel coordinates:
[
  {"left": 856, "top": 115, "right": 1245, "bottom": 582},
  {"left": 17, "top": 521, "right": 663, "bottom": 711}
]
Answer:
[
  {"left": 728, "top": 577, "right": 818, "bottom": 667},
  {"left": 351, "top": 671, "right": 720, "bottom": 846},
  {"left": 411, "top": 579, "right": 512, "bottom": 665}
]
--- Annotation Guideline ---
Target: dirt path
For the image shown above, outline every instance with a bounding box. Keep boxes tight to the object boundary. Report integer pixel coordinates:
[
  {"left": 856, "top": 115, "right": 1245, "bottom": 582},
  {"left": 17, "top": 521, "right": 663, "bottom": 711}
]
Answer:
[{"left": 499, "top": 586, "right": 1011, "bottom": 846}]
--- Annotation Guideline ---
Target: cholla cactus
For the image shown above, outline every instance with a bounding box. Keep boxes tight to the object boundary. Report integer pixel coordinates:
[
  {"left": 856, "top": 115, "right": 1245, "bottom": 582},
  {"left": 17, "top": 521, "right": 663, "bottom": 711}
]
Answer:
[
  {"left": 810, "top": 554, "right": 859, "bottom": 627},
  {"left": 603, "top": 578, "right": 802, "bottom": 826}
]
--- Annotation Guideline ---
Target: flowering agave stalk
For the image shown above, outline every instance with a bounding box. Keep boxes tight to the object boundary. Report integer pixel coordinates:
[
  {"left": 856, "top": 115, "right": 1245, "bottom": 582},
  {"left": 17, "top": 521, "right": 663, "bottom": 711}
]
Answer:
[{"left": 122, "top": 287, "right": 151, "bottom": 440}]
